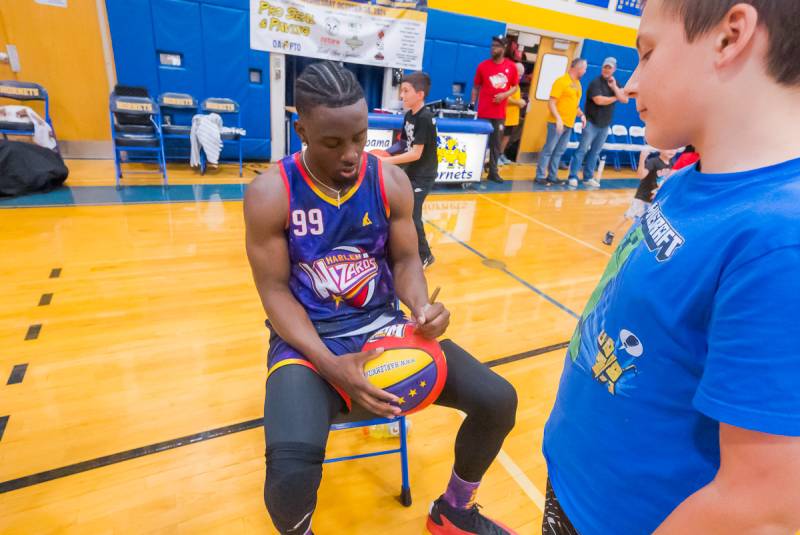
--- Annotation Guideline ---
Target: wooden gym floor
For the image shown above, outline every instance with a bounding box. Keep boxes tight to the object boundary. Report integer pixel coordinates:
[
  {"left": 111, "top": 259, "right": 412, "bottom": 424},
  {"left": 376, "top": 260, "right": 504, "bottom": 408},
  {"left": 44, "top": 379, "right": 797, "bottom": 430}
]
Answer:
[{"left": 0, "top": 159, "right": 637, "bottom": 534}]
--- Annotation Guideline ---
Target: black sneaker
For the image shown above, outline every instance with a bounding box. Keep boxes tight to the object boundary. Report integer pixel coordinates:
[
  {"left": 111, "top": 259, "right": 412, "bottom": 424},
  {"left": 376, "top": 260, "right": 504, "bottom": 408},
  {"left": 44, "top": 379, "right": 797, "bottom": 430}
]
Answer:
[
  {"left": 427, "top": 496, "right": 516, "bottom": 534},
  {"left": 603, "top": 231, "right": 615, "bottom": 246},
  {"left": 488, "top": 175, "right": 504, "bottom": 184},
  {"left": 422, "top": 255, "right": 436, "bottom": 269}
]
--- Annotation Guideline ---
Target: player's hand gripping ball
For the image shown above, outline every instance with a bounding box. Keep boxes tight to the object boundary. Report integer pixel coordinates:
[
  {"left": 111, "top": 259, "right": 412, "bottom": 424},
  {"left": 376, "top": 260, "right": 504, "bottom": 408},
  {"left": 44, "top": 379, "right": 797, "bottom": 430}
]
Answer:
[{"left": 361, "top": 323, "right": 447, "bottom": 415}]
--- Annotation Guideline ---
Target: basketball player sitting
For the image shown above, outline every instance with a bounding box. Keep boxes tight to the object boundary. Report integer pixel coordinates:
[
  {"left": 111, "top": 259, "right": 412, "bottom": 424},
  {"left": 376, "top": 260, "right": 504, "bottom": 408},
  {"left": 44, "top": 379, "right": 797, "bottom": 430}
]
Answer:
[{"left": 244, "top": 61, "right": 518, "bottom": 535}]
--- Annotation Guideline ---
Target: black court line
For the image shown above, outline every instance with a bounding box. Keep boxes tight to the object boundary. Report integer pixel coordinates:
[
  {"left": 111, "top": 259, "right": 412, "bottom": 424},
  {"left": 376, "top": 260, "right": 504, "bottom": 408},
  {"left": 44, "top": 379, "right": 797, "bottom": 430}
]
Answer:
[
  {"left": 25, "top": 324, "right": 42, "bottom": 340},
  {"left": 485, "top": 341, "right": 569, "bottom": 368},
  {"left": 0, "top": 416, "right": 8, "bottom": 442},
  {"left": 7, "top": 364, "right": 28, "bottom": 385},
  {"left": 49, "top": 268, "right": 61, "bottom": 279},
  {"left": 0, "top": 418, "right": 262, "bottom": 494},
  {"left": 39, "top": 293, "right": 53, "bottom": 306},
  {"left": 0, "top": 341, "right": 564, "bottom": 494}
]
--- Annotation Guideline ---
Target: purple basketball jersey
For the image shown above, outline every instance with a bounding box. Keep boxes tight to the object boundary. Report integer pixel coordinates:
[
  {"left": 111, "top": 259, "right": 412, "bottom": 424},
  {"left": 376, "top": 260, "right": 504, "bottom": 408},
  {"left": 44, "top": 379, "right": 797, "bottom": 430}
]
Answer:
[{"left": 279, "top": 152, "right": 397, "bottom": 336}]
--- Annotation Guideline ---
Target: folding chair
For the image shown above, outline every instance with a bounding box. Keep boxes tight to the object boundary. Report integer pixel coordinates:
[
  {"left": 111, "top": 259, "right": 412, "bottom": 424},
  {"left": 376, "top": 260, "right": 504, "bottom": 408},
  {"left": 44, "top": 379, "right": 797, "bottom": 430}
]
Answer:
[
  {"left": 159, "top": 92, "right": 197, "bottom": 163},
  {"left": 0, "top": 80, "right": 59, "bottom": 152},
  {"left": 109, "top": 92, "right": 167, "bottom": 187},
  {"left": 200, "top": 97, "right": 243, "bottom": 177},
  {"left": 327, "top": 407, "right": 412, "bottom": 507},
  {"left": 603, "top": 125, "right": 633, "bottom": 171},
  {"left": 627, "top": 126, "right": 653, "bottom": 165}
]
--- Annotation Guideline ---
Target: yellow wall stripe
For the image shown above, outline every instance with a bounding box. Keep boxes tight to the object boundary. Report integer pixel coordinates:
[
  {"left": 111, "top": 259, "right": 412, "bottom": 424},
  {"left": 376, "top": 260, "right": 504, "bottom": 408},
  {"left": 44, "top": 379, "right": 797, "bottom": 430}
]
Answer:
[{"left": 430, "top": 0, "right": 638, "bottom": 47}]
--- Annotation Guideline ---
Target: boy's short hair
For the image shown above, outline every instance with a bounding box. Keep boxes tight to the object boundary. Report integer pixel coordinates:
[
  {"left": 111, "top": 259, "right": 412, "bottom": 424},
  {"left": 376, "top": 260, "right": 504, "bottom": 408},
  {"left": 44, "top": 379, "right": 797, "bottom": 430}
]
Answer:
[
  {"left": 401, "top": 72, "right": 431, "bottom": 97},
  {"left": 659, "top": 0, "right": 800, "bottom": 86}
]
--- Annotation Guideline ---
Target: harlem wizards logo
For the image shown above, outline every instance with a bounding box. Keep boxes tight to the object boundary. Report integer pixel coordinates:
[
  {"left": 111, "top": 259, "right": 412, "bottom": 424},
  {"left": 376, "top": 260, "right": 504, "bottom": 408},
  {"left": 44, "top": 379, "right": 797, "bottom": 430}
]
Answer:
[
  {"left": 437, "top": 135, "right": 467, "bottom": 169},
  {"left": 299, "top": 246, "right": 379, "bottom": 307}
]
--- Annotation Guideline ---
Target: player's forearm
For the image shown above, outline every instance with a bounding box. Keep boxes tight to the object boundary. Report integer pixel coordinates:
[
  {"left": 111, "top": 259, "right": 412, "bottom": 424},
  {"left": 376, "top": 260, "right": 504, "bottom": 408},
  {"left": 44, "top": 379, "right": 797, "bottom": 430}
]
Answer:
[
  {"left": 654, "top": 480, "right": 800, "bottom": 535},
  {"left": 383, "top": 150, "right": 421, "bottom": 166},
  {"left": 263, "top": 288, "right": 337, "bottom": 370},
  {"left": 392, "top": 256, "right": 429, "bottom": 315}
]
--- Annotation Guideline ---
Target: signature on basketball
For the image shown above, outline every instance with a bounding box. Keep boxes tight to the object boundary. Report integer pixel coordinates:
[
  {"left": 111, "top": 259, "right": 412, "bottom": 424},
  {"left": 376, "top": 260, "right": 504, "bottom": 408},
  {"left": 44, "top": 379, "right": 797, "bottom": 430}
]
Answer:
[{"left": 365, "top": 359, "right": 415, "bottom": 377}]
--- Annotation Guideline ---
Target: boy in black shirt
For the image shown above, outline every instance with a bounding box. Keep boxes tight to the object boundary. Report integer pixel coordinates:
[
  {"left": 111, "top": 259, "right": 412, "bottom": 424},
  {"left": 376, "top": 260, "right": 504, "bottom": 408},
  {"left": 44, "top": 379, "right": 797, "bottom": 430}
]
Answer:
[
  {"left": 377, "top": 72, "right": 438, "bottom": 268},
  {"left": 603, "top": 147, "right": 677, "bottom": 246}
]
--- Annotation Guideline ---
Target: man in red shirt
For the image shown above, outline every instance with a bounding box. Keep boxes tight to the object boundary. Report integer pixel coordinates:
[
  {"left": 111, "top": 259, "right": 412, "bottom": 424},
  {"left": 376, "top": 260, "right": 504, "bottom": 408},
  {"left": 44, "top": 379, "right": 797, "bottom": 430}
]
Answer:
[{"left": 471, "top": 35, "right": 519, "bottom": 183}]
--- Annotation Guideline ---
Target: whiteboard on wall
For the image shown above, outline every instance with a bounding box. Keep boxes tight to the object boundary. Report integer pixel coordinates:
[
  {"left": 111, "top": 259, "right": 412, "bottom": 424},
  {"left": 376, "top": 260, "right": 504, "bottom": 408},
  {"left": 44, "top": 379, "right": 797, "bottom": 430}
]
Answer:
[{"left": 535, "top": 54, "right": 569, "bottom": 101}]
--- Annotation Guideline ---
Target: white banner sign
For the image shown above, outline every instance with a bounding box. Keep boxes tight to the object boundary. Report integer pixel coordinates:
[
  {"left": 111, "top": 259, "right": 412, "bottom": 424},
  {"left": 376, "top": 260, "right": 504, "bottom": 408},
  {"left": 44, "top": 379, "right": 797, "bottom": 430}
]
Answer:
[
  {"left": 366, "top": 129, "right": 487, "bottom": 183},
  {"left": 250, "top": 0, "right": 427, "bottom": 70},
  {"left": 365, "top": 128, "right": 394, "bottom": 151}
]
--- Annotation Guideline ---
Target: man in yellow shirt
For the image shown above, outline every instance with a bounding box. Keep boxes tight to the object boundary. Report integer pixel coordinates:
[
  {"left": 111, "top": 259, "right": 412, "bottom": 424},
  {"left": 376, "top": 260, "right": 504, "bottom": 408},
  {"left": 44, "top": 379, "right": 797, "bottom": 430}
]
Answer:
[{"left": 535, "top": 58, "right": 588, "bottom": 185}]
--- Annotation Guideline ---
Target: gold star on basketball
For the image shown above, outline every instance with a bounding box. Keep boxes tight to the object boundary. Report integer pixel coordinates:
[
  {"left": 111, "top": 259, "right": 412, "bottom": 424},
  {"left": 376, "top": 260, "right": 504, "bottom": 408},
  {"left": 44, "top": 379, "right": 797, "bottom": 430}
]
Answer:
[
  {"left": 397, "top": 397, "right": 406, "bottom": 405},
  {"left": 409, "top": 389, "right": 417, "bottom": 398},
  {"left": 419, "top": 380, "right": 427, "bottom": 388}
]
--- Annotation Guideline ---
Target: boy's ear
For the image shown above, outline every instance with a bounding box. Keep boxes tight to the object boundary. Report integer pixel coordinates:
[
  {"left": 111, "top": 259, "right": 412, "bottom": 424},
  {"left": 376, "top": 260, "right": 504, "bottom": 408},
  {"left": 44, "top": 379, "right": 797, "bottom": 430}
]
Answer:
[{"left": 714, "top": 3, "right": 759, "bottom": 71}]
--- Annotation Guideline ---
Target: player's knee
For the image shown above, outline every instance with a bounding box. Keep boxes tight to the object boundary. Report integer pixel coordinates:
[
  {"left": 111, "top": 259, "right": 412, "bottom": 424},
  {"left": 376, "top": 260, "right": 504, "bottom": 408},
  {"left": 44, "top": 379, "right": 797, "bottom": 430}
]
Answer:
[
  {"left": 264, "top": 442, "right": 325, "bottom": 534},
  {"left": 471, "top": 373, "right": 517, "bottom": 432},
  {"left": 487, "top": 375, "right": 518, "bottom": 432}
]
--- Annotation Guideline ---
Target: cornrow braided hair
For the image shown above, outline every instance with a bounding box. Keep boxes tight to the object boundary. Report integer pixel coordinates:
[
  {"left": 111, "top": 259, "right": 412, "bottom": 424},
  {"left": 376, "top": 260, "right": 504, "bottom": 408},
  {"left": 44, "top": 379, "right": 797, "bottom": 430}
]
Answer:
[{"left": 295, "top": 61, "right": 365, "bottom": 114}]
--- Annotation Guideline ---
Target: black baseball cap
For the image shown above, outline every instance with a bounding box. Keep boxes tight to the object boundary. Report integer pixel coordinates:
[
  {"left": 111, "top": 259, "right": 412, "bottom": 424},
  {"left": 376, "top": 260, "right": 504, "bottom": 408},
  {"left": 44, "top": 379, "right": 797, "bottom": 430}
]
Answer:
[{"left": 491, "top": 35, "right": 507, "bottom": 47}]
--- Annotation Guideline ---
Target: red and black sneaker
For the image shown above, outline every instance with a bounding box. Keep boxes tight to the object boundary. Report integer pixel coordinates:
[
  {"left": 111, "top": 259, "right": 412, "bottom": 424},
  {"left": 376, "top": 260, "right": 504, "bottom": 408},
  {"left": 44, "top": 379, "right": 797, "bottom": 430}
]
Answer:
[{"left": 426, "top": 496, "right": 517, "bottom": 534}]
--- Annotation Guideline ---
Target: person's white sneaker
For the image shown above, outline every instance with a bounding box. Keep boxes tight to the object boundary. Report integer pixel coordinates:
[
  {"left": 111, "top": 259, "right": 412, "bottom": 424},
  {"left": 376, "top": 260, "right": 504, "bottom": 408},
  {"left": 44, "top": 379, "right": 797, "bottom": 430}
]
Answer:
[
  {"left": 567, "top": 178, "right": 579, "bottom": 188},
  {"left": 585, "top": 179, "right": 601, "bottom": 188}
]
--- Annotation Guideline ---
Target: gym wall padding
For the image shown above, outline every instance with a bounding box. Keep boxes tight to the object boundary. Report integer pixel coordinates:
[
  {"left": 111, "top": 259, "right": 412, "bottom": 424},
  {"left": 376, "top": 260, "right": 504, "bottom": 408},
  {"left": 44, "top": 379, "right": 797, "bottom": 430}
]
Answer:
[
  {"left": 106, "top": 0, "right": 270, "bottom": 160},
  {"left": 422, "top": 9, "right": 506, "bottom": 103},
  {"left": 579, "top": 39, "right": 642, "bottom": 128}
]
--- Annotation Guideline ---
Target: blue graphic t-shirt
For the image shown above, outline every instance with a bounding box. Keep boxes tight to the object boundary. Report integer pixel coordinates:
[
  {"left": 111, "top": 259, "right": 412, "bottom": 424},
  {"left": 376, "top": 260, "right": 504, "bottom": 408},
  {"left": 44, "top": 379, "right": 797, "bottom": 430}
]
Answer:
[{"left": 543, "top": 157, "right": 800, "bottom": 535}]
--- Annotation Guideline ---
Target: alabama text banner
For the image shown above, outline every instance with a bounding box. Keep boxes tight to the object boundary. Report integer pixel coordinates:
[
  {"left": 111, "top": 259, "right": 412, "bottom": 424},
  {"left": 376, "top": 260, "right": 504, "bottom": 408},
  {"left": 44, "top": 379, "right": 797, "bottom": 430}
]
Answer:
[{"left": 250, "top": 0, "right": 428, "bottom": 70}]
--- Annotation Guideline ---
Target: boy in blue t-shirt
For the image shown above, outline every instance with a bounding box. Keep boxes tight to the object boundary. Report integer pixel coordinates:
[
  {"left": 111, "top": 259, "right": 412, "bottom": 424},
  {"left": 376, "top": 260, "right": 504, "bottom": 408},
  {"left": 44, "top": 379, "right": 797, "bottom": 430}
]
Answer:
[{"left": 542, "top": 1, "right": 800, "bottom": 534}]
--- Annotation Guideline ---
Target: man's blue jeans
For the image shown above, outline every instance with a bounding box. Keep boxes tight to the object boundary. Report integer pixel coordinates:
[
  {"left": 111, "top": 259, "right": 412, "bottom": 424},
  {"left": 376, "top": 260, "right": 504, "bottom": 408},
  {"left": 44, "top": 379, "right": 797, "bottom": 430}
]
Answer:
[
  {"left": 536, "top": 122, "right": 572, "bottom": 181},
  {"left": 568, "top": 121, "right": 610, "bottom": 181}
]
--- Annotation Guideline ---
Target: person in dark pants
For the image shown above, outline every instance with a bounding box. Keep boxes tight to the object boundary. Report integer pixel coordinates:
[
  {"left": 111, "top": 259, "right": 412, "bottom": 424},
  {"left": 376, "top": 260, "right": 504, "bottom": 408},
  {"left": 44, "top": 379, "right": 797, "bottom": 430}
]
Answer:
[
  {"left": 377, "top": 72, "right": 438, "bottom": 268},
  {"left": 245, "top": 61, "right": 518, "bottom": 535},
  {"left": 471, "top": 35, "right": 519, "bottom": 183},
  {"left": 535, "top": 58, "right": 587, "bottom": 185},
  {"left": 567, "top": 57, "right": 629, "bottom": 188}
]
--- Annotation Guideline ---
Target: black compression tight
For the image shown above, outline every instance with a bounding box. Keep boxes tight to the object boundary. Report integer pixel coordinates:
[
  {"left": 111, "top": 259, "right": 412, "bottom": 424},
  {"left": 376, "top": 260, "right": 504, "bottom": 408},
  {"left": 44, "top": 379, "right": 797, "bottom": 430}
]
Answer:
[{"left": 263, "top": 339, "right": 517, "bottom": 534}]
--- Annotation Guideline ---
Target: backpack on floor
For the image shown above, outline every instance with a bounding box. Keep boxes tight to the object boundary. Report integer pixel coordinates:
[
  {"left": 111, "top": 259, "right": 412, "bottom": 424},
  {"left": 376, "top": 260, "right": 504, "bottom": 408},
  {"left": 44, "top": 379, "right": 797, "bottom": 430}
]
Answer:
[{"left": 0, "top": 140, "right": 68, "bottom": 197}]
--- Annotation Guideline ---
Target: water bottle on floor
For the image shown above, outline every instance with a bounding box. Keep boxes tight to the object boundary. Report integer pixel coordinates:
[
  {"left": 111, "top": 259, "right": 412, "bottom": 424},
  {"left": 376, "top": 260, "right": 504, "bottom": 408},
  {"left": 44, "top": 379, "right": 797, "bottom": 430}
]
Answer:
[{"left": 364, "top": 419, "right": 412, "bottom": 438}]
